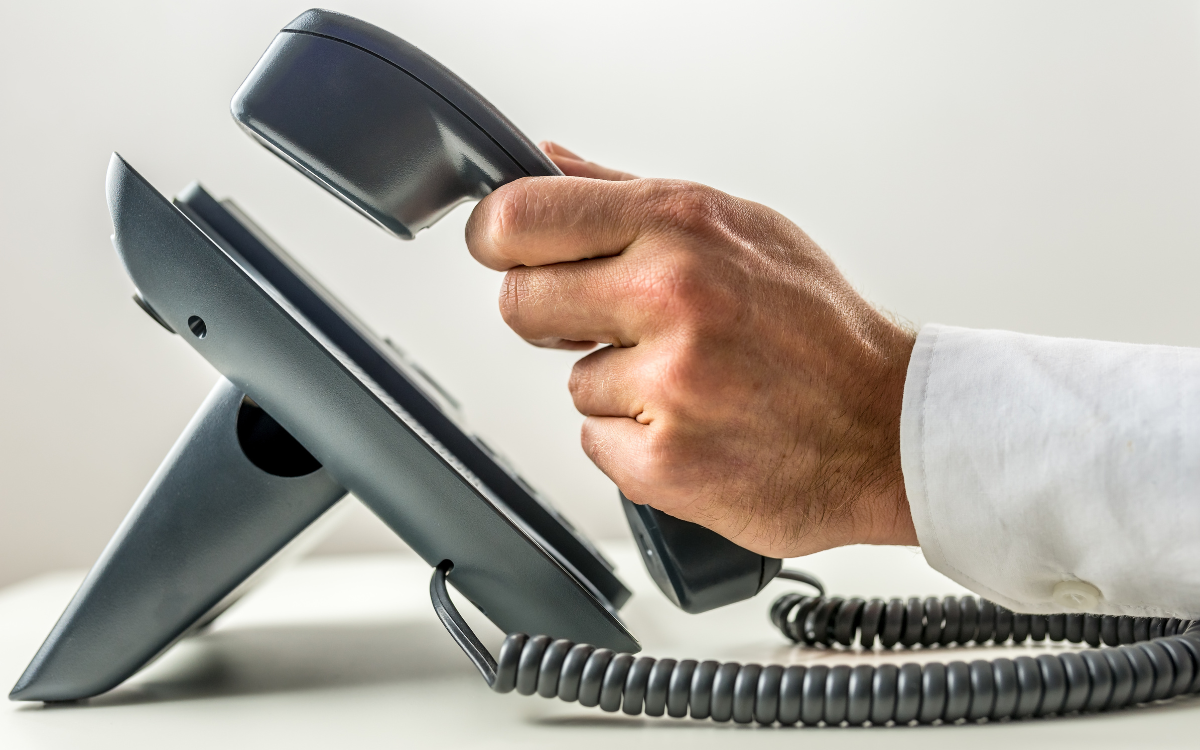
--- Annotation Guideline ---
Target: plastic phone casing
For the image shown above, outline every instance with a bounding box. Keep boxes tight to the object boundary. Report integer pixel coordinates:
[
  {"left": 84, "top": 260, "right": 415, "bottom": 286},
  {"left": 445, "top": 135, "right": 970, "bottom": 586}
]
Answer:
[
  {"left": 231, "top": 8, "right": 561, "bottom": 239},
  {"left": 9, "top": 157, "right": 637, "bottom": 703},
  {"left": 10, "top": 378, "right": 348, "bottom": 701},
  {"left": 622, "top": 495, "right": 782, "bottom": 614}
]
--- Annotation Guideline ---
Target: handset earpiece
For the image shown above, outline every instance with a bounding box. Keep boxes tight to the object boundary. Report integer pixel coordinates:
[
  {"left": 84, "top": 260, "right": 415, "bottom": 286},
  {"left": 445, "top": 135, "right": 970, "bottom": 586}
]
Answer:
[{"left": 230, "top": 8, "right": 559, "bottom": 241}]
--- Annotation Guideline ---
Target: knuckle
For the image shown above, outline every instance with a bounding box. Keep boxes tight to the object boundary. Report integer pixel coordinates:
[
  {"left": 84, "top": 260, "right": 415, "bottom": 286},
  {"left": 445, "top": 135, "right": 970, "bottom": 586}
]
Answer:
[
  {"left": 628, "top": 349, "right": 677, "bottom": 403},
  {"left": 630, "top": 249, "right": 732, "bottom": 331},
  {"left": 622, "top": 257, "right": 676, "bottom": 319},
  {"left": 656, "top": 347, "right": 705, "bottom": 401},
  {"left": 662, "top": 252, "right": 710, "bottom": 311},
  {"left": 497, "top": 268, "right": 536, "bottom": 332},
  {"left": 475, "top": 180, "right": 542, "bottom": 265},
  {"left": 615, "top": 183, "right": 747, "bottom": 331},
  {"left": 636, "top": 423, "right": 693, "bottom": 490},
  {"left": 491, "top": 182, "right": 531, "bottom": 242},
  {"left": 646, "top": 181, "right": 726, "bottom": 236},
  {"left": 567, "top": 358, "right": 594, "bottom": 405},
  {"left": 626, "top": 249, "right": 688, "bottom": 303},
  {"left": 650, "top": 348, "right": 720, "bottom": 420},
  {"left": 578, "top": 419, "right": 609, "bottom": 464}
]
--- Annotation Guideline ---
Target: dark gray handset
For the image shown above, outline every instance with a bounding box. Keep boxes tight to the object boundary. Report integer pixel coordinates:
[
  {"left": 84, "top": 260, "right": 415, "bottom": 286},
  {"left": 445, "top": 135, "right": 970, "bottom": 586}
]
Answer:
[
  {"left": 231, "top": 8, "right": 560, "bottom": 237},
  {"left": 231, "top": 7, "right": 783, "bottom": 614}
]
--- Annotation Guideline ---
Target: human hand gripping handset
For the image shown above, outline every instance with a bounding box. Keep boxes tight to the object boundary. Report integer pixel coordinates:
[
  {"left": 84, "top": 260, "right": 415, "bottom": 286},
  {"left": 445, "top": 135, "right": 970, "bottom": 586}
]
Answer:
[
  {"left": 226, "top": 8, "right": 785, "bottom": 614},
  {"left": 17, "top": 9, "right": 1200, "bottom": 726}
]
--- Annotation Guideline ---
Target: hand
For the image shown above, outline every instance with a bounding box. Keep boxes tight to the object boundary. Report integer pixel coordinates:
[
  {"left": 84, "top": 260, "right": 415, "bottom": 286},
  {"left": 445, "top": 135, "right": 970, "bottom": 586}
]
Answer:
[{"left": 465, "top": 143, "right": 918, "bottom": 558}]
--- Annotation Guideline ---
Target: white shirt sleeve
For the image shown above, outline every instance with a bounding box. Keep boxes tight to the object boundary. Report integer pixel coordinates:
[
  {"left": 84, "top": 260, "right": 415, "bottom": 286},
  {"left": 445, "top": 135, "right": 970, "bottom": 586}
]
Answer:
[{"left": 900, "top": 323, "right": 1200, "bottom": 619}]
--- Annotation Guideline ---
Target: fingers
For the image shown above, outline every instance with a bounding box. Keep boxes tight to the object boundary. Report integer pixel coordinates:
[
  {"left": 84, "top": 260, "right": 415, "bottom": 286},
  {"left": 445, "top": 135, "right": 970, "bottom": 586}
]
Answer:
[
  {"left": 499, "top": 254, "right": 661, "bottom": 348},
  {"left": 467, "top": 176, "right": 653, "bottom": 271},
  {"left": 540, "top": 141, "right": 639, "bottom": 181},
  {"left": 540, "top": 141, "right": 585, "bottom": 160},
  {"left": 568, "top": 346, "right": 653, "bottom": 421},
  {"left": 552, "top": 156, "right": 632, "bottom": 180},
  {"left": 579, "top": 415, "right": 653, "bottom": 495}
]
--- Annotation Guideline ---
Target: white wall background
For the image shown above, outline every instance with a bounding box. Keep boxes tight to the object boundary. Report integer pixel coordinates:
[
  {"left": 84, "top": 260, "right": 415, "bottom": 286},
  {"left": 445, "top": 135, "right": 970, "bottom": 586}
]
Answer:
[{"left": 1, "top": 0, "right": 1199, "bottom": 588}]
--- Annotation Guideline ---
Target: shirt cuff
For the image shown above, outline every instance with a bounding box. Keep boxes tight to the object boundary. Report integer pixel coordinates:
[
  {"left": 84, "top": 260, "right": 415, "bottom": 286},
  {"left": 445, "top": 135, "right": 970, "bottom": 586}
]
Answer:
[{"left": 900, "top": 324, "right": 1200, "bottom": 618}]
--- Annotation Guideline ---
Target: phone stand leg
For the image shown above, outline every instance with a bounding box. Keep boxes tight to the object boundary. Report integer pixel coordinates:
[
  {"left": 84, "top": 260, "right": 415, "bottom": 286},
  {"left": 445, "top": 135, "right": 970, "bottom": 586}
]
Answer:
[{"left": 10, "top": 377, "right": 347, "bottom": 702}]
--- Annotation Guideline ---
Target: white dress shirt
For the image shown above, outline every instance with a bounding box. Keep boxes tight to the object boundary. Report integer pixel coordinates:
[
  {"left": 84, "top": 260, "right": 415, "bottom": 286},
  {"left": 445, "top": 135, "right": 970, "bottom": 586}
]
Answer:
[{"left": 901, "top": 324, "right": 1200, "bottom": 619}]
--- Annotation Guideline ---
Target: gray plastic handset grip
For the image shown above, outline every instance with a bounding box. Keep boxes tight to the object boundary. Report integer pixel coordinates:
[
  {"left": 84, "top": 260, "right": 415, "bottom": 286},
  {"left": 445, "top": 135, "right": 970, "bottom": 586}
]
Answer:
[
  {"left": 621, "top": 494, "right": 782, "bottom": 614},
  {"left": 9, "top": 378, "right": 348, "bottom": 702}
]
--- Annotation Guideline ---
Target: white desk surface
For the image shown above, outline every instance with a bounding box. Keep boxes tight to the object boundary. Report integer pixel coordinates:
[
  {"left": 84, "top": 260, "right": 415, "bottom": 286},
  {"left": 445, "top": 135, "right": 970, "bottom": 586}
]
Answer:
[{"left": 1, "top": 542, "right": 1196, "bottom": 749}]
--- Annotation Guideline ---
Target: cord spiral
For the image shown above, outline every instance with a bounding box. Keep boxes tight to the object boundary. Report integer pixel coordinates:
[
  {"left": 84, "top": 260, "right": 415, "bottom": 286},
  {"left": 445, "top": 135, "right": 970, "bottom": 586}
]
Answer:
[
  {"left": 432, "top": 563, "right": 1200, "bottom": 725},
  {"left": 768, "top": 592, "right": 1197, "bottom": 650}
]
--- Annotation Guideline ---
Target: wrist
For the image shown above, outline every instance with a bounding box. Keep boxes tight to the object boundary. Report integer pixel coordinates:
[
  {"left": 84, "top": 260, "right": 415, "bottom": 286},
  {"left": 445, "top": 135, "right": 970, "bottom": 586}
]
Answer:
[{"left": 856, "top": 322, "right": 918, "bottom": 547}]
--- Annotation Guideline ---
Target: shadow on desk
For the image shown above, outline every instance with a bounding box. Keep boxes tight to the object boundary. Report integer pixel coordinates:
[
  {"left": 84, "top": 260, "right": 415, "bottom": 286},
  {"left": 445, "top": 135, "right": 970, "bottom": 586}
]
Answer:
[
  {"left": 14, "top": 615, "right": 1200, "bottom": 734},
  {"left": 530, "top": 693, "right": 1200, "bottom": 731},
  {"left": 22, "top": 618, "right": 486, "bottom": 709}
]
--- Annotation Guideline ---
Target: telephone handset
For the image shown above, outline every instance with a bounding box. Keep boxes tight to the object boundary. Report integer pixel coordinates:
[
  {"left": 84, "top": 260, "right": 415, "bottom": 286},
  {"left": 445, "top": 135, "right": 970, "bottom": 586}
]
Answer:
[{"left": 14, "top": 8, "right": 1198, "bottom": 725}]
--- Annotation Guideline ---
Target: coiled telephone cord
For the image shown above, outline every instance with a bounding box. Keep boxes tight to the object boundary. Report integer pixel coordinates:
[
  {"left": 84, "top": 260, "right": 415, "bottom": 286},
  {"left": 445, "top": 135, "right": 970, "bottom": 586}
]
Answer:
[{"left": 431, "top": 561, "right": 1200, "bottom": 725}]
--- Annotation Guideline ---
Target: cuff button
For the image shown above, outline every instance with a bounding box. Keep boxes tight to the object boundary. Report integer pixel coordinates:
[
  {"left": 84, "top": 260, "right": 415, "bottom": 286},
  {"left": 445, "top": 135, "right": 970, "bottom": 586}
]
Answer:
[{"left": 1052, "top": 580, "right": 1101, "bottom": 611}]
